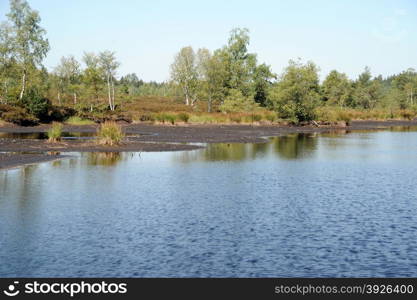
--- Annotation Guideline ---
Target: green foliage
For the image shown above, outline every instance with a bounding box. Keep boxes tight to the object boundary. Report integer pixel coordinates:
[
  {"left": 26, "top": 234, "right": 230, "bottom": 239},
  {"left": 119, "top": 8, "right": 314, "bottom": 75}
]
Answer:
[
  {"left": 189, "top": 114, "right": 217, "bottom": 124},
  {"left": 268, "top": 60, "right": 320, "bottom": 122},
  {"left": 165, "top": 113, "right": 177, "bottom": 125},
  {"left": 220, "top": 89, "right": 258, "bottom": 113},
  {"left": 253, "top": 63, "right": 276, "bottom": 106},
  {"left": 97, "top": 121, "right": 124, "bottom": 146},
  {"left": 154, "top": 112, "right": 177, "bottom": 124},
  {"left": 65, "top": 116, "right": 94, "bottom": 125},
  {"left": 47, "top": 122, "right": 63, "bottom": 142},
  {"left": 170, "top": 46, "right": 199, "bottom": 106},
  {"left": 21, "top": 88, "right": 51, "bottom": 120},
  {"left": 264, "top": 112, "right": 278, "bottom": 123},
  {"left": 322, "top": 70, "right": 352, "bottom": 107},
  {"left": 223, "top": 28, "right": 257, "bottom": 97},
  {"left": 5, "top": 0, "right": 50, "bottom": 100},
  {"left": 197, "top": 48, "right": 227, "bottom": 112},
  {"left": 350, "top": 69, "right": 384, "bottom": 109},
  {"left": 177, "top": 112, "right": 190, "bottom": 123}
]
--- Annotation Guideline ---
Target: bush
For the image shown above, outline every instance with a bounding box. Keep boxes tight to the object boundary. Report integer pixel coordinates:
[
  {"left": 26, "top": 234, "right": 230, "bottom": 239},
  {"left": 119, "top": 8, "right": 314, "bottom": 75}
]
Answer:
[
  {"left": 265, "top": 112, "right": 277, "bottom": 123},
  {"left": 154, "top": 112, "right": 176, "bottom": 124},
  {"left": 21, "top": 89, "right": 51, "bottom": 121},
  {"left": 165, "top": 113, "right": 177, "bottom": 125},
  {"left": 47, "top": 122, "right": 63, "bottom": 142},
  {"left": 154, "top": 112, "right": 165, "bottom": 123},
  {"left": 0, "top": 104, "right": 38, "bottom": 126},
  {"left": 97, "top": 121, "right": 124, "bottom": 146},
  {"left": 220, "top": 89, "right": 259, "bottom": 113},
  {"left": 177, "top": 112, "right": 190, "bottom": 123}
]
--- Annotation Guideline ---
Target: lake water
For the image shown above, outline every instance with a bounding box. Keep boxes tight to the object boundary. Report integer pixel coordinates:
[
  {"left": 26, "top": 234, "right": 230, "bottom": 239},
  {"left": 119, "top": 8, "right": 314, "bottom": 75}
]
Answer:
[{"left": 1, "top": 127, "right": 417, "bottom": 277}]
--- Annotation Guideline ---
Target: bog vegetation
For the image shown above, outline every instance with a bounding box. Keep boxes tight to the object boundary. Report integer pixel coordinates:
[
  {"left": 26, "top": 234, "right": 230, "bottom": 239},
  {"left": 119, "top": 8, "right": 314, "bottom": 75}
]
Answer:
[
  {"left": 1, "top": 0, "right": 417, "bottom": 126},
  {"left": 47, "top": 122, "right": 63, "bottom": 142},
  {"left": 97, "top": 122, "right": 124, "bottom": 146}
]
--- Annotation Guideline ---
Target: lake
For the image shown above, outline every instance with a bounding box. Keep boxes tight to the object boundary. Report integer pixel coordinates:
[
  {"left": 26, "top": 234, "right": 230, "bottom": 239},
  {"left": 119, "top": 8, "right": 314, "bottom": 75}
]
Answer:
[{"left": 1, "top": 127, "right": 417, "bottom": 277}]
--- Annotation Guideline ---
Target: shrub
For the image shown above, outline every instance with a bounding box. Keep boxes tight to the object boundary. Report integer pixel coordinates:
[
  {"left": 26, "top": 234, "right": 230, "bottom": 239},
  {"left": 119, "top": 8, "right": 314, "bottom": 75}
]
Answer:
[
  {"left": 47, "top": 122, "right": 63, "bottom": 142},
  {"left": 177, "top": 112, "right": 190, "bottom": 123},
  {"left": 154, "top": 112, "right": 176, "bottom": 124},
  {"left": 21, "top": 89, "right": 51, "bottom": 121},
  {"left": 0, "top": 104, "right": 38, "bottom": 126},
  {"left": 220, "top": 89, "right": 259, "bottom": 113},
  {"left": 265, "top": 112, "right": 277, "bottom": 123},
  {"left": 154, "top": 112, "right": 166, "bottom": 123},
  {"left": 165, "top": 113, "right": 177, "bottom": 125},
  {"left": 97, "top": 121, "right": 124, "bottom": 146}
]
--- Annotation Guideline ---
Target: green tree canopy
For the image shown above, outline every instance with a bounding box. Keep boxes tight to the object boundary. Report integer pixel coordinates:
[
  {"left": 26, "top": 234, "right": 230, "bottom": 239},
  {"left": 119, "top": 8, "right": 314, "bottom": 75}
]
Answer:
[
  {"left": 268, "top": 60, "right": 320, "bottom": 122},
  {"left": 322, "top": 70, "right": 352, "bottom": 107}
]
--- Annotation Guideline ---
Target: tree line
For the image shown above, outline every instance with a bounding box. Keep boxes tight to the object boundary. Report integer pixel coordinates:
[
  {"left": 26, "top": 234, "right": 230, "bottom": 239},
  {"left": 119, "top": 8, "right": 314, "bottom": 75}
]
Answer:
[
  {"left": 170, "top": 29, "right": 417, "bottom": 121},
  {"left": 1, "top": 0, "right": 416, "bottom": 124}
]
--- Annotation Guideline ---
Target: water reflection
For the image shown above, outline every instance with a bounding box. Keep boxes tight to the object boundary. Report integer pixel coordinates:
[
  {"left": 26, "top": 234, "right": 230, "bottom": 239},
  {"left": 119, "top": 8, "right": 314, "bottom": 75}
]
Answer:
[
  {"left": 85, "top": 152, "right": 124, "bottom": 166},
  {"left": 272, "top": 133, "right": 318, "bottom": 159},
  {"left": 175, "top": 133, "right": 322, "bottom": 163}
]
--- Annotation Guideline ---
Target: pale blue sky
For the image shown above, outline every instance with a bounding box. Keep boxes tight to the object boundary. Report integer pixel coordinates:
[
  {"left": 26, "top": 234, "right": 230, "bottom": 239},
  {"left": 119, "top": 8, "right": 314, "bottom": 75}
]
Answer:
[{"left": 1, "top": 0, "right": 416, "bottom": 81}]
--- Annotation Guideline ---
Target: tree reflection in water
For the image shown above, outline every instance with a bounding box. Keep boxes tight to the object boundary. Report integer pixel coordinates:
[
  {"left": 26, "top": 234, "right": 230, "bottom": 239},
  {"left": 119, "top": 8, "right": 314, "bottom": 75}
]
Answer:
[
  {"left": 175, "top": 133, "right": 326, "bottom": 163},
  {"left": 86, "top": 152, "right": 124, "bottom": 166}
]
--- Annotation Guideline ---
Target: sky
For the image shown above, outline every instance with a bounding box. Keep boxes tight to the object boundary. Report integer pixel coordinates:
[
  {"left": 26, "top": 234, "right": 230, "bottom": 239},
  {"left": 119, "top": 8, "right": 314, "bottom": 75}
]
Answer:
[{"left": 1, "top": 0, "right": 416, "bottom": 82}]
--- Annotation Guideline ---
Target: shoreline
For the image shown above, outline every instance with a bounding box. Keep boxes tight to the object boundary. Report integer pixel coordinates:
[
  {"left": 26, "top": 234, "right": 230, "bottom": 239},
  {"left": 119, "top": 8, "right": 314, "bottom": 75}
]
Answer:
[{"left": 1, "top": 120, "right": 417, "bottom": 169}]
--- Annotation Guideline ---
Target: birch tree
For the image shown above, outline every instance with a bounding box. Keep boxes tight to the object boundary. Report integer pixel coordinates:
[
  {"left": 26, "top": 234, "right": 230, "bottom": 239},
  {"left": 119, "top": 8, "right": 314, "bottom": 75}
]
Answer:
[
  {"left": 6, "top": 0, "right": 49, "bottom": 101},
  {"left": 83, "top": 52, "right": 103, "bottom": 108},
  {"left": 54, "top": 56, "right": 81, "bottom": 105},
  {"left": 197, "top": 48, "right": 227, "bottom": 112},
  {"left": 0, "top": 22, "right": 14, "bottom": 103},
  {"left": 170, "top": 46, "right": 198, "bottom": 106},
  {"left": 99, "top": 51, "right": 119, "bottom": 111}
]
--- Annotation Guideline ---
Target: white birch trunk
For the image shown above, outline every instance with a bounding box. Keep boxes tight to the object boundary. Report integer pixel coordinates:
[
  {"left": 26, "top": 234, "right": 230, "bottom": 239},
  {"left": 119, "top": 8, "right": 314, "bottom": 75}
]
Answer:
[{"left": 19, "top": 70, "right": 26, "bottom": 101}]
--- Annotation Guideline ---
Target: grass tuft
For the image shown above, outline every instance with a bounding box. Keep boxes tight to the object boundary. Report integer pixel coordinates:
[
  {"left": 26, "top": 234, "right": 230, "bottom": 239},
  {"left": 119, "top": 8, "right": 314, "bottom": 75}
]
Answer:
[
  {"left": 47, "top": 122, "right": 63, "bottom": 143},
  {"left": 97, "top": 121, "right": 124, "bottom": 146},
  {"left": 66, "top": 116, "right": 95, "bottom": 125},
  {"left": 177, "top": 112, "right": 190, "bottom": 123}
]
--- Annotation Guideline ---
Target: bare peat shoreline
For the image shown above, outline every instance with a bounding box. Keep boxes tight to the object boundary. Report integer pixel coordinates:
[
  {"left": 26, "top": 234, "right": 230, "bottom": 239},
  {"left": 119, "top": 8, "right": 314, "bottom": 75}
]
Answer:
[{"left": 1, "top": 120, "right": 416, "bottom": 169}]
